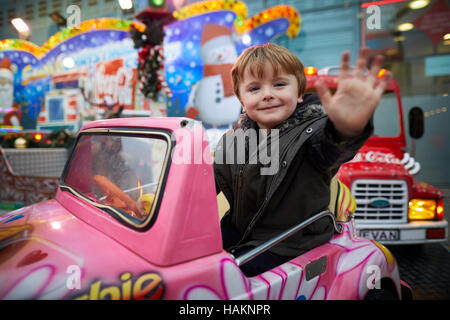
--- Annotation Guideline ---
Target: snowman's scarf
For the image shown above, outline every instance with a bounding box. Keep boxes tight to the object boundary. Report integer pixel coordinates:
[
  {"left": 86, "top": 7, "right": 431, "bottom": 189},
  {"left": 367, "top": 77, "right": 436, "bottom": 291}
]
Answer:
[{"left": 203, "top": 64, "right": 235, "bottom": 97}]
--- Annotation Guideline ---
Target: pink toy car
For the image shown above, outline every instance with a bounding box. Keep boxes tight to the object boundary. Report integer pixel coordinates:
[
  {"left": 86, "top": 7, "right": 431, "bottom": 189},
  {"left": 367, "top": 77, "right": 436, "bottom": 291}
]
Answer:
[{"left": 0, "top": 117, "right": 412, "bottom": 300}]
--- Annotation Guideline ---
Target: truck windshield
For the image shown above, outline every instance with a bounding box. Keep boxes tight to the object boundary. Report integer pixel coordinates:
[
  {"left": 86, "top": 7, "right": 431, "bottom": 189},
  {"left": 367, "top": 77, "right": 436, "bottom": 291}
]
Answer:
[
  {"left": 62, "top": 132, "right": 169, "bottom": 225},
  {"left": 372, "top": 91, "right": 401, "bottom": 138}
]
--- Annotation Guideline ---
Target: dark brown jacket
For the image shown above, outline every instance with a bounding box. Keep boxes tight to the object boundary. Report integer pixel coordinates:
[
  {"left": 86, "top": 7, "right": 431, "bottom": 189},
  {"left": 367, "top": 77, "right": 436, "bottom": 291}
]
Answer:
[{"left": 214, "top": 93, "right": 372, "bottom": 257}]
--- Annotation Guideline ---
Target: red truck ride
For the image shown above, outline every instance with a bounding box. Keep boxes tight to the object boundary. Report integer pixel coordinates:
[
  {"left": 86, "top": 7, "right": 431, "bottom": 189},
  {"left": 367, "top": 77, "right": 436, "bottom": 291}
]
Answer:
[{"left": 304, "top": 66, "right": 447, "bottom": 245}]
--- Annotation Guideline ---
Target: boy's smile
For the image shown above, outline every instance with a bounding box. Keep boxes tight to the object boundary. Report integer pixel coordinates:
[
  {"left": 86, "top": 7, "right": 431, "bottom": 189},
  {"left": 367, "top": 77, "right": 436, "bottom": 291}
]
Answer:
[{"left": 238, "top": 64, "right": 303, "bottom": 130}]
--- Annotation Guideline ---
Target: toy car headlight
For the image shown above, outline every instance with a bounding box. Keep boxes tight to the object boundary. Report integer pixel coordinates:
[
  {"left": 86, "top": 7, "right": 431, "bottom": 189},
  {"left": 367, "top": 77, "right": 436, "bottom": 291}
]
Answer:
[{"left": 408, "top": 199, "right": 439, "bottom": 221}]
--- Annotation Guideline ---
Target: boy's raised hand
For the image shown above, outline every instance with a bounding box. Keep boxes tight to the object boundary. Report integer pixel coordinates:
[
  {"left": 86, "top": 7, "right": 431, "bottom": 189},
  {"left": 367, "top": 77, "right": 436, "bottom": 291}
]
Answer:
[{"left": 315, "top": 47, "right": 390, "bottom": 140}]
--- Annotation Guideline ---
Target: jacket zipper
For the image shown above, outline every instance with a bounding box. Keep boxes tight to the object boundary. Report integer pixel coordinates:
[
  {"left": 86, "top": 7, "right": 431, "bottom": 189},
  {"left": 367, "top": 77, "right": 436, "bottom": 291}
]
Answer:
[{"left": 234, "top": 165, "right": 245, "bottom": 227}]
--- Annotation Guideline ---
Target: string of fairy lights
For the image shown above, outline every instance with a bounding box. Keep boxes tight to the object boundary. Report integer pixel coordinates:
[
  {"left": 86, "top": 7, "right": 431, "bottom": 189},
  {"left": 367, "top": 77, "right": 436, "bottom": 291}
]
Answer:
[
  {"left": 174, "top": 0, "right": 301, "bottom": 39},
  {"left": 0, "top": 18, "right": 146, "bottom": 59},
  {"left": 424, "top": 106, "right": 447, "bottom": 118}
]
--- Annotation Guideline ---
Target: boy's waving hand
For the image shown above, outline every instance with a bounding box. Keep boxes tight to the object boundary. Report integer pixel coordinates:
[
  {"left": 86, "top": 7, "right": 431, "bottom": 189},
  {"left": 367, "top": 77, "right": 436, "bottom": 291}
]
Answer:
[{"left": 315, "top": 47, "right": 390, "bottom": 141}]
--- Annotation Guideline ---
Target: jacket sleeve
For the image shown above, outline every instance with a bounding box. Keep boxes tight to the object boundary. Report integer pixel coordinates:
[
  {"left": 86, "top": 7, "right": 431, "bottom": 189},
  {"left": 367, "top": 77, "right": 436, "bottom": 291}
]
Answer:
[{"left": 307, "top": 117, "right": 373, "bottom": 173}]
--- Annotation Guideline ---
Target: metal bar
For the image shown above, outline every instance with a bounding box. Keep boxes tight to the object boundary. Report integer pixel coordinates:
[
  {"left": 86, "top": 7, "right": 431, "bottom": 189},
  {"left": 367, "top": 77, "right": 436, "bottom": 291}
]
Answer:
[
  {"left": 99, "top": 181, "right": 158, "bottom": 201},
  {"left": 234, "top": 210, "right": 343, "bottom": 267}
]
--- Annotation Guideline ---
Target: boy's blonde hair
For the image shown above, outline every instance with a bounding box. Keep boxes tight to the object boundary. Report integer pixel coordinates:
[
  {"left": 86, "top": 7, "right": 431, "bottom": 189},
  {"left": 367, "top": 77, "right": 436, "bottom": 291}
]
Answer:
[{"left": 231, "top": 43, "right": 306, "bottom": 100}]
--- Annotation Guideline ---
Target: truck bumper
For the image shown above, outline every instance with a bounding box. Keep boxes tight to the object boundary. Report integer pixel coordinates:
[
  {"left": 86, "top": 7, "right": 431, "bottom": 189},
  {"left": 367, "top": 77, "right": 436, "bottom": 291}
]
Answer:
[{"left": 355, "top": 219, "right": 448, "bottom": 245}]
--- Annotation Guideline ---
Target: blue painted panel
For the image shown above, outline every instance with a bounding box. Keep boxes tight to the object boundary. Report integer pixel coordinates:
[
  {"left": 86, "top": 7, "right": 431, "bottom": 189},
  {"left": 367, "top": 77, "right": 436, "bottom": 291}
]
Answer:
[
  {"left": 273, "top": 3, "right": 361, "bottom": 69},
  {"left": 49, "top": 98, "right": 65, "bottom": 122},
  {"left": 296, "top": 31, "right": 355, "bottom": 51},
  {"left": 425, "top": 55, "right": 450, "bottom": 77}
]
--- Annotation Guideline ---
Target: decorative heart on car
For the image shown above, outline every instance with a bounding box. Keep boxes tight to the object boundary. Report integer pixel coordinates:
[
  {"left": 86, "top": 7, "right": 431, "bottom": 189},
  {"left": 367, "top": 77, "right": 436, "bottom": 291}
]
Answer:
[{"left": 17, "top": 250, "right": 48, "bottom": 267}]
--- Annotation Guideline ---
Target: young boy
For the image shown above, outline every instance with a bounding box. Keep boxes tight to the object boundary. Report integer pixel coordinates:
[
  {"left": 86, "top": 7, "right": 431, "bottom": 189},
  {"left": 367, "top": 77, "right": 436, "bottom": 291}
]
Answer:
[{"left": 214, "top": 43, "right": 390, "bottom": 277}]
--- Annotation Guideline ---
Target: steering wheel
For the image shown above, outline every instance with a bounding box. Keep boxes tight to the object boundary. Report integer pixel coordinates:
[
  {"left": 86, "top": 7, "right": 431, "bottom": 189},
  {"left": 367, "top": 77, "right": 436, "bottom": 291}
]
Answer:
[{"left": 93, "top": 175, "right": 145, "bottom": 219}]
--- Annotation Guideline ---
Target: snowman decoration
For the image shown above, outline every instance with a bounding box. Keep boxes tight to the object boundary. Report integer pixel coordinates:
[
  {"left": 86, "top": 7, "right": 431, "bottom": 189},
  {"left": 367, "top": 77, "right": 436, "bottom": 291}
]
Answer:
[{"left": 186, "top": 24, "right": 242, "bottom": 127}]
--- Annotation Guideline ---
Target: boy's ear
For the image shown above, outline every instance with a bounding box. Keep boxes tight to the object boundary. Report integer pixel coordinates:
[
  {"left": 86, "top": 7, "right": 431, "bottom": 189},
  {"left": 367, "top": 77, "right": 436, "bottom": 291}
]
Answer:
[{"left": 297, "top": 94, "right": 304, "bottom": 104}]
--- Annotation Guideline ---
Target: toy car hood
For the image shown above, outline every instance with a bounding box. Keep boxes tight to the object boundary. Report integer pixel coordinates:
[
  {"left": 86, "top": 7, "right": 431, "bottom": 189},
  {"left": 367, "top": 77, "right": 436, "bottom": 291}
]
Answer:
[{"left": 0, "top": 200, "right": 155, "bottom": 299}]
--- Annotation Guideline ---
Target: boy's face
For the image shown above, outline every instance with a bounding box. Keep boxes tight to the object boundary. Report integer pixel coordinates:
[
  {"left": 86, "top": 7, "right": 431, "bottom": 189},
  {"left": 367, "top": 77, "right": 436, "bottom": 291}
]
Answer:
[{"left": 238, "top": 64, "right": 303, "bottom": 130}]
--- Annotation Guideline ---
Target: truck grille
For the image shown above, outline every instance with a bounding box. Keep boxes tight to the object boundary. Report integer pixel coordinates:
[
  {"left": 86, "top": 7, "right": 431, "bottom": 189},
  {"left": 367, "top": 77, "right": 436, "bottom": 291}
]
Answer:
[{"left": 351, "top": 179, "right": 408, "bottom": 223}]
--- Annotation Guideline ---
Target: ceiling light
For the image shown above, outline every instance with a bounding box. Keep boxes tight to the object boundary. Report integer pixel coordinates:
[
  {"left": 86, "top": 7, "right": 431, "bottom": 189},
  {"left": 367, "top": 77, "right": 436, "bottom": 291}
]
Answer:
[
  {"left": 118, "top": 0, "right": 133, "bottom": 10},
  {"left": 397, "top": 22, "right": 414, "bottom": 31},
  {"left": 444, "top": 33, "right": 450, "bottom": 40},
  {"left": 11, "top": 18, "right": 30, "bottom": 33},
  {"left": 408, "top": 0, "right": 429, "bottom": 9}
]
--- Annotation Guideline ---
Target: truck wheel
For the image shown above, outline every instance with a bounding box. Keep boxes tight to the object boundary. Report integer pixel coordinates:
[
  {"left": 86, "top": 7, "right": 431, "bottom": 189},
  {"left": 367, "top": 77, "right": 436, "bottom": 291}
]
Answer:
[{"left": 365, "top": 289, "right": 397, "bottom": 300}]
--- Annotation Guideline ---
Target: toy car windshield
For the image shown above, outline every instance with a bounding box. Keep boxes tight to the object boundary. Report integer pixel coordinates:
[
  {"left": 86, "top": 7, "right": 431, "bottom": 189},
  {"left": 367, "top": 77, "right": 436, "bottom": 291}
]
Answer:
[{"left": 61, "top": 131, "right": 169, "bottom": 227}]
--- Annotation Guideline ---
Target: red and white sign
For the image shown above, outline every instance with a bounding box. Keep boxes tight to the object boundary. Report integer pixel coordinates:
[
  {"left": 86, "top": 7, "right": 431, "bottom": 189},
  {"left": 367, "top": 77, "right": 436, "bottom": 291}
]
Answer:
[
  {"left": 92, "top": 58, "right": 137, "bottom": 109},
  {"left": 350, "top": 151, "right": 402, "bottom": 164}
]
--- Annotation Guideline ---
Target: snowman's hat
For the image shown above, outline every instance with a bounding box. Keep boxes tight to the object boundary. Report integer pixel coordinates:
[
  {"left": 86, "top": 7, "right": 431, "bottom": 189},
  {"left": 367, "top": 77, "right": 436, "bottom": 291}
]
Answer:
[
  {"left": 201, "top": 24, "right": 232, "bottom": 46},
  {"left": 0, "top": 57, "right": 14, "bottom": 81}
]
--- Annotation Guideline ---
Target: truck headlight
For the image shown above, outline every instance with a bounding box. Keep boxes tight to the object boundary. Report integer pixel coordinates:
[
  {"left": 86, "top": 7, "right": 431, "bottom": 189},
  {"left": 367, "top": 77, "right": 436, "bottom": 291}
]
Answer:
[
  {"left": 408, "top": 199, "right": 441, "bottom": 221},
  {"left": 437, "top": 198, "right": 444, "bottom": 220}
]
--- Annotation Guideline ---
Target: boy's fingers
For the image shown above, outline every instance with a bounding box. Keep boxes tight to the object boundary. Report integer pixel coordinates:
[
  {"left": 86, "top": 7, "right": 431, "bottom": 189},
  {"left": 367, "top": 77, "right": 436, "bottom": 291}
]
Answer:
[
  {"left": 315, "top": 79, "right": 332, "bottom": 107},
  {"left": 339, "top": 51, "right": 351, "bottom": 79},
  {"left": 368, "top": 55, "right": 384, "bottom": 86},
  {"left": 354, "top": 47, "right": 368, "bottom": 79}
]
